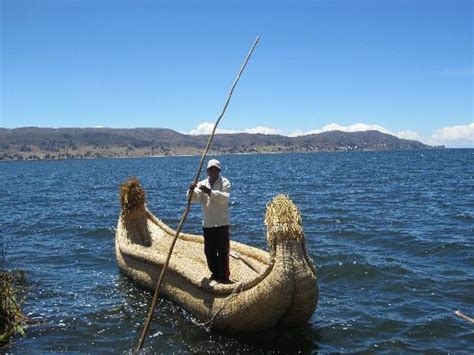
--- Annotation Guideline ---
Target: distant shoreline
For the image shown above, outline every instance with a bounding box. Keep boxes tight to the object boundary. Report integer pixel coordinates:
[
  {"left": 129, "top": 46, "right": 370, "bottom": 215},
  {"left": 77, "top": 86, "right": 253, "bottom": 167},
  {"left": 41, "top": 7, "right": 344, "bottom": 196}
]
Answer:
[
  {"left": 0, "top": 127, "right": 443, "bottom": 161},
  {"left": 0, "top": 147, "right": 455, "bottom": 163}
]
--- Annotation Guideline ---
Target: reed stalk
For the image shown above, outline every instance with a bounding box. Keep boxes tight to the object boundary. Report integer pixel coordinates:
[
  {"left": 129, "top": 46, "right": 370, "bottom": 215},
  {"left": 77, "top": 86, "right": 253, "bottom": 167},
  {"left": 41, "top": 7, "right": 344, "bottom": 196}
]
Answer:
[
  {"left": 0, "top": 236, "right": 28, "bottom": 349},
  {"left": 0, "top": 273, "right": 26, "bottom": 345}
]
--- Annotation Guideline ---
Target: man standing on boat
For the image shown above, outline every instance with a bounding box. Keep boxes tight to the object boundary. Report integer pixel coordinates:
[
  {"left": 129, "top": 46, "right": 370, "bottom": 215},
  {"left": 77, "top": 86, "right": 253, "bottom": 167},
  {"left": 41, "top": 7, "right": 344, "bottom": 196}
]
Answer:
[{"left": 188, "top": 159, "right": 231, "bottom": 283}]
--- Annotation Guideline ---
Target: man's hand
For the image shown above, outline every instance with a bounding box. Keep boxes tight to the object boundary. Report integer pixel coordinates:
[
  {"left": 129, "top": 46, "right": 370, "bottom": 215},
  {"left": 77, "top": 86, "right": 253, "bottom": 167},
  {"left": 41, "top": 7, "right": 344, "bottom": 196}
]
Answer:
[
  {"left": 199, "top": 185, "right": 212, "bottom": 196},
  {"left": 189, "top": 182, "right": 198, "bottom": 192}
]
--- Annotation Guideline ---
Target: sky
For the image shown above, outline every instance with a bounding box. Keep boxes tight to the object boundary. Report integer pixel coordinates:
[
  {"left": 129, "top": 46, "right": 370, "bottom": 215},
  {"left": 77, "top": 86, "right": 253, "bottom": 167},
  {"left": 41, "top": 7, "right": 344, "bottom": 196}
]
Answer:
[{"left": 1, "top": 0, "right": 472, "bottom": 147}]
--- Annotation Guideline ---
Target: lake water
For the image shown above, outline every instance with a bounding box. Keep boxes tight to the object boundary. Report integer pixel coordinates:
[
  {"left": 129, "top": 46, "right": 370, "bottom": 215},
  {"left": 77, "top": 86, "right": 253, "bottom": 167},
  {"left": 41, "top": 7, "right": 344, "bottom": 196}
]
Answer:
[{"left": 1, "top": 150, "right": 473, "bottom": 352}]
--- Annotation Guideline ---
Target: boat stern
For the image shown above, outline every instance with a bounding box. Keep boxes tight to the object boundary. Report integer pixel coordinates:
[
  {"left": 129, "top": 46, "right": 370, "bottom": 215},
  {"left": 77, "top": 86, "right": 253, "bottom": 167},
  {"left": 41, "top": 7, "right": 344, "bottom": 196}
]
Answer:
[{"left": 265, "top": 194, "right": 319, "bottom": 326}]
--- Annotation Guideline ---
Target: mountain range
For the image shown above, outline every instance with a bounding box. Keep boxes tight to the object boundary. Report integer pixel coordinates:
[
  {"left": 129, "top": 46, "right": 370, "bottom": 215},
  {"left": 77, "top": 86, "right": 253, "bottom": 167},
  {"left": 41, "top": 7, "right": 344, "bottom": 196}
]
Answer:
[{"left": 0, "top": 127, "right": 442, "bottom": 161}]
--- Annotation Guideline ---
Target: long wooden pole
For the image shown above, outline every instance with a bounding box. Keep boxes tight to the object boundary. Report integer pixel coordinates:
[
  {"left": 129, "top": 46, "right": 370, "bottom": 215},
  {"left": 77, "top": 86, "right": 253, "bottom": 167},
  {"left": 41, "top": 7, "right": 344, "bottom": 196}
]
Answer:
[{"left": 136, "top": 36, "right": 260, "bottom": 352}]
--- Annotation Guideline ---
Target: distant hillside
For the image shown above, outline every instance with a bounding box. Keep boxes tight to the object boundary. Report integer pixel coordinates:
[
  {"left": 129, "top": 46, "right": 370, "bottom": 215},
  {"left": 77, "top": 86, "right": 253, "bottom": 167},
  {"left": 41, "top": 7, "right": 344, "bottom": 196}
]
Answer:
[{"left": 0, "top": 127, "right": 441, "bottom": 161}]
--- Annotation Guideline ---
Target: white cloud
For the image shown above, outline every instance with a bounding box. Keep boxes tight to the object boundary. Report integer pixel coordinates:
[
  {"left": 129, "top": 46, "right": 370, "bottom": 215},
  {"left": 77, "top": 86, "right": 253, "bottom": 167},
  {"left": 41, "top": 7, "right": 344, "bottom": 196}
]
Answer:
[
  {"left": 188, "top": 122, "right": 281, "bottom": 135},
  {"left": 430, "top": 123, "right": 474, "bottom": 147},
  {"left": 189, "top": 122, "right": 236, "bottom": 135},
  {"left": 288, "top": 129, "right": 306, "bottom": 137},
  {"left": 326, "top": 122, "right": 392, "bottom": 134},
  {"left": 188, "top": 121, "right": 474, "bottom": 148},
  {"left": 244, "top": 126, "right": 282, "bottom": 135},
  {"left": 394, "top": 130, "right": 423, "bottom": 141},
  {"left": 294, "top": 122, "right": 474, "bottom": 147}
]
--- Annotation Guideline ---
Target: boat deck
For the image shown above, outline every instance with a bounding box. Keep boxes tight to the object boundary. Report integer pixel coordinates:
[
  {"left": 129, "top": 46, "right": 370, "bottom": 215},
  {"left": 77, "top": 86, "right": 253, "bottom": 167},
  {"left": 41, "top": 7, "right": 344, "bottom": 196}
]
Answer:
[{"left": 145, "top": 217, "right": 270, "bottom": 285}]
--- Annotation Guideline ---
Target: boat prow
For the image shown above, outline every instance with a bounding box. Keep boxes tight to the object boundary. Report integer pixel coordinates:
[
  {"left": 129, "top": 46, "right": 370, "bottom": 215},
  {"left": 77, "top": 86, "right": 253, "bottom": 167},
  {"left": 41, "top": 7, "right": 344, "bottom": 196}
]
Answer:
[{"left": 115, "top": 178, "right": 318, "bottom": 332}]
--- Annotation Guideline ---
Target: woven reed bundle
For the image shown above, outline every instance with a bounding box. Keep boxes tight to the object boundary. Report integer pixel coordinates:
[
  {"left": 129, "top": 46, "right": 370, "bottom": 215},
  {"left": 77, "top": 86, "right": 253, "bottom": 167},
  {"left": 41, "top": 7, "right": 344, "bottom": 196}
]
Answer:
[
  {"left": 116, "top": 180, "right": 318, "bottom": 332},
  {"left": 120, "top": 178, "right": 145, "bottom": 213},
  {"left": 265, "top": 194, "right": 304, "bottom": 244}
]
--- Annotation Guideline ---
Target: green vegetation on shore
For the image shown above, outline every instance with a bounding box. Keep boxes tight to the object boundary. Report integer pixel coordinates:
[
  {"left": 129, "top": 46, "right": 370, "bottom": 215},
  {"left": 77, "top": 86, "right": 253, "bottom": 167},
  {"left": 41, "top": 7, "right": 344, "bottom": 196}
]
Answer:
[
  {"left": 1, "top": 235, "right": 28, "bottom": 346},
  {"left": 0, "top": 272, "right": 27, "bottom": 346}
]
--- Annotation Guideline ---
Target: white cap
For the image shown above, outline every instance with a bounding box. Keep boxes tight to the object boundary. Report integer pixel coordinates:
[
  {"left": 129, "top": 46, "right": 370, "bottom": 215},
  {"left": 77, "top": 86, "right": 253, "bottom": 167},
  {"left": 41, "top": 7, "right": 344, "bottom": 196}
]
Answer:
[{"left": 207, "top": 159, "right": 221, "bottom": 170}]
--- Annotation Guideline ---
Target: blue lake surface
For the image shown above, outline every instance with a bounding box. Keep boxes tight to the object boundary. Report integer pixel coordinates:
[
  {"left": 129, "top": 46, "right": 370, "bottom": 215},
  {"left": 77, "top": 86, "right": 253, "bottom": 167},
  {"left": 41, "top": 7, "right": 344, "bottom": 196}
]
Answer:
[{"left": 1, "top": 150, "right": 473, "bottom": 352}]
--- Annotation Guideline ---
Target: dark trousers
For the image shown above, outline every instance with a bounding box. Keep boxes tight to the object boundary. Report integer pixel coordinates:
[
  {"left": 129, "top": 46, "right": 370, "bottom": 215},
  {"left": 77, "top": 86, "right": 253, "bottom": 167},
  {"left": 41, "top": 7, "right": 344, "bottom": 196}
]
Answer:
[{"left": 203, "top": 225, "right": 230, "bottom": 280}]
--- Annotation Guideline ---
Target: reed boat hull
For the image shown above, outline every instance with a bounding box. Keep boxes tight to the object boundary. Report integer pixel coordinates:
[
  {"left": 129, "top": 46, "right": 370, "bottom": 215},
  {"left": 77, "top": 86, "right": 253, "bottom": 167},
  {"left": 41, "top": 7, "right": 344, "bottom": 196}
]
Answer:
[{"left": 115, "top": 180, "right": 318, "bottom": 332}]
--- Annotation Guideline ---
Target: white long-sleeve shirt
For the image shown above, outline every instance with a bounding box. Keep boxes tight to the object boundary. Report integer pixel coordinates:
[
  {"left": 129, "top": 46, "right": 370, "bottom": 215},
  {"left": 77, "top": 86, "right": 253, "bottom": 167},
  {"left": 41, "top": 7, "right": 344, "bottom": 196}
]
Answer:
[{"left": 187, "top": 176, "right": 230, "bottom": 228}]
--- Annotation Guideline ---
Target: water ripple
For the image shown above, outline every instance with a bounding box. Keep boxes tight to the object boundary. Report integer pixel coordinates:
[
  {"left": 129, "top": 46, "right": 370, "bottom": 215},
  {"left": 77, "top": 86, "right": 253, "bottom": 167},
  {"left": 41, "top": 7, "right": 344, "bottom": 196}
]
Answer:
[{"left": 1, "top": 150, "right": 473, "bottom": 352}]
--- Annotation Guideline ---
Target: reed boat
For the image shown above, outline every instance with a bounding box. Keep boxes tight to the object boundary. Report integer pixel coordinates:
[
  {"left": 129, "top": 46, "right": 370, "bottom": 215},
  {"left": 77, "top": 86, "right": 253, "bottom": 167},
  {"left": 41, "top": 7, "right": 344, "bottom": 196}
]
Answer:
[{"left": 115, "top": 179, "right": 318, "bottom": 332}]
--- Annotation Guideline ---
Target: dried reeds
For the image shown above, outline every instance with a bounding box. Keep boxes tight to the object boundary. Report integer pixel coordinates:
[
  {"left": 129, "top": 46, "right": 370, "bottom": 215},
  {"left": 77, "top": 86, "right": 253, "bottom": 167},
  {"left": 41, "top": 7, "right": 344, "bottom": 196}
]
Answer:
[
  {"left": 265, "top": 194, "right": 304, "bottom": 244},
  {"left": 0, "top": 273, "right": 27, "bottom": 345},
  {"left": 120, "top": 177, "right": 145, "bottom": 213}
]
